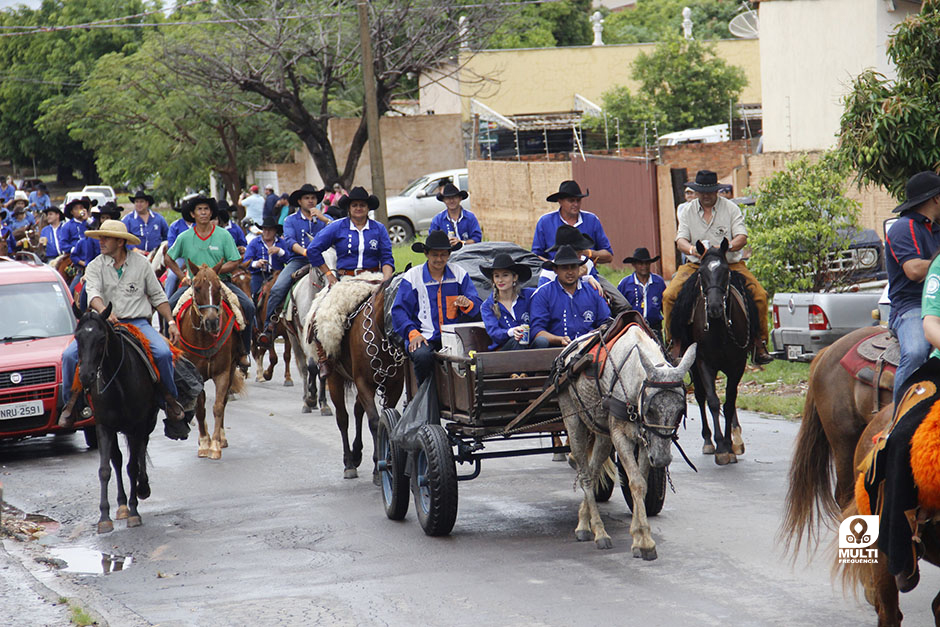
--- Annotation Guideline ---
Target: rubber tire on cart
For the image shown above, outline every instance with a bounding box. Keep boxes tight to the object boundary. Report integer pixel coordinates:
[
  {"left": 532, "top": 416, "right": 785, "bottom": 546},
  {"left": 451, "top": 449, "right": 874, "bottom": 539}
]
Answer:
[
  {"left": 377, "top": 409, "right": 409, "bottom": 520},
  {"left": 83, "top": 426, "right": 98, "bottom": 450},
  {"left": 617, "top": 455, "right": 667, "bottom": 517},
  {"left": 412, "top": 424, "right": 458, "bottom": 536},
  {"left": 387, "top": 218, "right": 414, "bottom": 245}
]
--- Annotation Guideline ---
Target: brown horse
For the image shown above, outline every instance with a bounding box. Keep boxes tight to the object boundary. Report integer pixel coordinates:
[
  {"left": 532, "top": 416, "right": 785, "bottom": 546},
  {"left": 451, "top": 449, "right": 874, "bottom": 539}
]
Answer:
[
  {"left": 251, "top": 272, "right": 293, "bottom": 386},
  {"left": 174, "top": 262, "right": 245, "bottom": 460}
]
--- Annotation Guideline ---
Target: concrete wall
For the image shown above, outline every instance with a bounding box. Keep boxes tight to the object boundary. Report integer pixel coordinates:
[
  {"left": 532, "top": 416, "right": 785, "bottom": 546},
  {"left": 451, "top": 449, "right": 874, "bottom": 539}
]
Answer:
[
  {"left": 418, "top": 65, "right": 462, "bottom": 115},
  {"left": 300, "top": 114, "right": 466, "bottom": 195},
  {"left": 433, "top": 39, "right": 760, "bottom": 119},
  {"left": 759, "top": 0, "right": 919, "bottom": 152}
]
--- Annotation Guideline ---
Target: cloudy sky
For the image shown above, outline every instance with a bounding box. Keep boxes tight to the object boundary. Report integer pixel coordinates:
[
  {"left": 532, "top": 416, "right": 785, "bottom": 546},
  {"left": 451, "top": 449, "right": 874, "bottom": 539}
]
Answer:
[{"left": 0, "top": 0, "right": 40, "bottom": 8}]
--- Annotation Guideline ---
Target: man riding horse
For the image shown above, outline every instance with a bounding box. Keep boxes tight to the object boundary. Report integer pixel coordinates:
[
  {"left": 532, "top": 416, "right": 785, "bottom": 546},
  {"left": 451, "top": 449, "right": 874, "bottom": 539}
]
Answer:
[
  {"left": 59, "top": 220, "right": 183, "bottom": 426},
  {"left": 662, "top": 170, "right": 772, "bottom": 365}
]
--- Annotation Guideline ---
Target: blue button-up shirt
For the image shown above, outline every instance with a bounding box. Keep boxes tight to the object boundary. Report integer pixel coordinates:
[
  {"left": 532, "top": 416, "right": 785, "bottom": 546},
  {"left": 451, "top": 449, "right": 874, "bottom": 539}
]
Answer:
[
  {"left": 429, "top": 208, "right": 483, "bottom": 243},
  {"left": 244, "top": 235, "right": 288, "bottom": 275},
  {"left": 1, "top": 225, "right": 14, "bottom": 253},
  {"left": 530, "top": 278, "right": 610, "bottom": 341},
  {"left": 167, "top": 218, "right": 190, "bottom": 248},
  {"left": 306, "top": 217, "right": 394, "bottom": 271},
  {"left": 391, "top": 263, "right": 482, "bottom": 342},
  {"left": 617, "top": 273, "right": 666, "bottom": 324},
  {"left": 224, "top": 222, "right": 247, "bottom": 248},
  {"left": 40, "top": 223, "right": 66, "bottom": 258},
  {"left": 0, "top": 184, "right": 14, "bottom": 204},
  {"left": 71, "top": 235, "right": 100, "bottom": 267},
  {"left": 123, "top": 210, "right": 169, "bottom": 252},
  {"left": 531, "top": 210, "right": 613, "bottom": 259},
  {"left": 283, "top": 209, "right": 330, "bottom": 262},
  {"left": 886, "top": 212, "right": 940, "bottom": 323},
  {"left": 481, "top": 287, "right": 534, "bottom": 350},
  {"left": 59, "top": 218, "right": 85, "bottom": 254},
  {"left": 28, "top": 191, "right": 51, "bottom": 212}
]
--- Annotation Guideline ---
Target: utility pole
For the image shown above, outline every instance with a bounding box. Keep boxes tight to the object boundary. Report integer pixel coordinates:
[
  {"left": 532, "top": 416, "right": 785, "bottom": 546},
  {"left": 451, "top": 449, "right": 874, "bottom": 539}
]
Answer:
[{"left": 357, "top": 0, "right": 388, "bottom": 223}]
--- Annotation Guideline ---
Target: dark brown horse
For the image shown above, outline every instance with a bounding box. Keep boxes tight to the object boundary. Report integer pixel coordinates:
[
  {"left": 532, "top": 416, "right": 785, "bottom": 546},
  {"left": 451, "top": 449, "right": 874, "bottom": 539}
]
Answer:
[
  {"left": 174, "top": 262, "right": 245, "bottom": 460},
  {"left": 251, "top": 272, "right": 293, "bottom": 386}
]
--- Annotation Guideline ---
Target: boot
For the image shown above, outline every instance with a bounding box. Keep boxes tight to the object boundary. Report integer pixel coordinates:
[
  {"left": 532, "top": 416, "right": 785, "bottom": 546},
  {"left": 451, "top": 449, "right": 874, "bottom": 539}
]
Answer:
[
  {"left": 257, "top": 320, "right": 275, "bottom": 347},
  {"left": 238, "top": 352, "right": 250, "bottom": 376},
  {"left": 163, "top": 389, "right": 184, "bottom": 422},
  {"left": 316, "top": 341, "right": 331, "bottom": 378},
  {"left": 58, "top": 393, "right": 81, "bottom": 428},
  {"left": 895, "top": 566, "right": 920, "bottom": 593},
  {"left": 753, "top": 341, "right": 773, "bottom": 366}
]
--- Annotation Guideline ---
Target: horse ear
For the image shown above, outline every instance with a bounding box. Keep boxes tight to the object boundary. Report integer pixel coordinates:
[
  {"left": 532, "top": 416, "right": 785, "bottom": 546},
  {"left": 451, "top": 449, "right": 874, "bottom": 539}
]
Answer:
[
  {"left": 695, "top": 240, "right": 706, "bottom": 255},
  {"left": 187, "top": 260, "right": 199, "bottom": 276},
  {"left": 719, "top": 238, "right": 729, "bottom": 255},
  {"left": 72, "top": 302, "right": 82, "bottom": 320},
  {"left": 212, "top": 260, "right": 224, "bottom": 275},
  {"left": 101, "top": 302, "right": 112, "bottom": 321},
  {"left": 676, "top": 343, "right": 697, "bottom": 375},
  {"left": 637, "top": 348, "right": 657, "bottom": 375}
]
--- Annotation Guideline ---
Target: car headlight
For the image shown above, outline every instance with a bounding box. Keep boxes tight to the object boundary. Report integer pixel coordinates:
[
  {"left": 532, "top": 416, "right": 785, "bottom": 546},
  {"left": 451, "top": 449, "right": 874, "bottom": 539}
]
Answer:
[{"left": 857, "top": 248, "right": 878, "bottom": 269}]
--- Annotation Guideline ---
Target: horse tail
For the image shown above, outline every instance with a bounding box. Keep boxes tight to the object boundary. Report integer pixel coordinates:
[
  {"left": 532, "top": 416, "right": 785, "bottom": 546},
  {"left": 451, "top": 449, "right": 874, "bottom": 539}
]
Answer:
[
  {"left": 229, "top": 367, "right": 246, "bottom": 396},
  {"left": 598, "top": 456, "right": 618, "bottom": 491},
  {"left": 833, "top": 500, "right": 870, "bottom": 601},
  {"left": 780, "top": 348, "right": 839, "bottom": 558}
]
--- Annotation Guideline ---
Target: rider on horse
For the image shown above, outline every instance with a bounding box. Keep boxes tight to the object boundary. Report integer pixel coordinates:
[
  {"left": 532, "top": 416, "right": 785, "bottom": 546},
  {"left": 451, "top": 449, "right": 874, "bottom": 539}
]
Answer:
[
  {"left": 662, "top": 170, "right": 772, "bottom": 365},
  {"left": 59, "top": 220, "right": 183, "bottom": 426},
  {"left": 243, "top": 216, "right": 288, "bottom": 300},
  {"left": 123, "top": 190, "right": 168, "bottom": 255},
  {"left": 164, "top": 195, "right": 256, "bottom": 372},
  {"left": 305, "top": 186, "right": 395, "bottom": 376},
  {"left": 39, "top": 205, "right": 66, "bottom": 260},
  {"left": 428, "top": 183, "right": 482, "bottom": 246},
  {"left": 217, "top": 200, "right": 247, "bottom": 254},
  {"left": 60, "top": 196, "right": 93, "bottom": 255}
]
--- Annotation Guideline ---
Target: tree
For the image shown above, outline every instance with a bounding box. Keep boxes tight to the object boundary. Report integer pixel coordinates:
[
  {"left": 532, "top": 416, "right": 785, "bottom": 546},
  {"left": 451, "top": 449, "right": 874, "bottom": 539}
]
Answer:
[
  {"left": 487, "top": 0, "right": 591, "bottom": 49},
  {"left": 746, "top": 153, "right": 861, "bottom": 295},
  {"left": 581, "top": 86, "right": 664, "bottom": 148},
  {"left": 604, "top": 0, "right": 746, "bottom": 44},
  {"left": 839, "top": 1, "right": 940, "bottom": 199}
]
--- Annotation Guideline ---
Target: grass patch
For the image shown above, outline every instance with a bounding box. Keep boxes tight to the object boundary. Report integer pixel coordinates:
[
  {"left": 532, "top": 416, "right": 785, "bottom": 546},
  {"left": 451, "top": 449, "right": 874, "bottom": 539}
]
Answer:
[
  {"left": 69, "top": 603, "right": 96, "bottom": 626},
  {"left": 708, "top": 359, "right": 810, "bottom": 420},
  {"left": 392, "top": 244, "right": 425, "bottom": 272}
]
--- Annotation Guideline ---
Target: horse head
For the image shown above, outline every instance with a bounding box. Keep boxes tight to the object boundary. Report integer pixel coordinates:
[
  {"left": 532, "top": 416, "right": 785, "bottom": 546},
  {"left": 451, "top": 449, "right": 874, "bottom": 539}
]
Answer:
[
  {"left": 634, "top": 342, "right": 697, "bottom": 468},
  {"left": 695, "top": 238, "right": 731, "bottom": 321},
  {"left": 75, "top": 303, "right": 113, "bottom": 391},
  {"left": 189, "top": 261, "right": 224, "bottom": 334}
]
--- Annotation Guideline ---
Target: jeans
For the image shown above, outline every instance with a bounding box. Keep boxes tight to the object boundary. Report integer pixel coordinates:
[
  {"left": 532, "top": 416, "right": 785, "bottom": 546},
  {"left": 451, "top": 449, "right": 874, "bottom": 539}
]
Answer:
[
  {"left": 164, "top": 257, "right": 184, "bottom": 298},
  {"left": 408, "top": 339, "right": 442, "bottom": 385},
  {"left": 250, "top": 272, "right": 272, "bottom": 300},
  {"left": 891, "top": 306, "right": 932, "bottom": 404},
  {"left": 169, "top": 280, "right": 255, "bottom": 355},
  {"left": 499, "top": 335, "right": 551, "bottom": 351},
  {"left": 266, "top": 257, "right": 308, "bottom": 324},
  {"left": 62, "top": 318, "right": 177, "bottom": 405}
]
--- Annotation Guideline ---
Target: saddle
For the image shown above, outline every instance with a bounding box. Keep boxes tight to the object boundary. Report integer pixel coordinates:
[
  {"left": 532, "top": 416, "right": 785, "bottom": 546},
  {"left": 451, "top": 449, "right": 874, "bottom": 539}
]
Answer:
[
  {"left": 114, "top": 324, "right": 160, "bottom": 384},
  {"left": 303, "top": 272, "right": 385, "bottom": 358},
  {"left": 839, "top": 327, "right": 898, "bottom": 391},
  {"left": 555, "top": 311, "right": 663, "bottom": 382}
]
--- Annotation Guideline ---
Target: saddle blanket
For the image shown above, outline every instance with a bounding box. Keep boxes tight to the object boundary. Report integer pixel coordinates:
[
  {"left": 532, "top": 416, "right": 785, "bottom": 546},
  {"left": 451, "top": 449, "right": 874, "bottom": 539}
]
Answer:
[
  {"left": 304, "top": 272, "right": 384, "bottom": 358},
  {"left": 172, "top": 283, "right": 245, "bottom": 330},
  {"left": 839, "top": 327, "right": 897, "bottom": 392}
]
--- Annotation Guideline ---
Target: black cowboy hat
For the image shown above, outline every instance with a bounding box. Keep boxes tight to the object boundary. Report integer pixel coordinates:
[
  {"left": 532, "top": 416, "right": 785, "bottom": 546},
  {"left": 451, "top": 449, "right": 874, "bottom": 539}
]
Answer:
[
  {"left": 259, "top": 216, "right": 283, "bottom": 233},
  {"left": 338, "top": 186, "right": 380, "bottom": 212},
  {"left": 42, "top": 205, "right": 64, "bottom": 219},
  {"left": 289, "top": 183, "right": 326, "bottom": 206},
  {"left": 0, "top": 208, "right": 7, "bottom": 221},
  {"left": 623, "top": 247, "right": 660, "bottom": 264},
  {"left": 686, "top": 170, "right": 723, "bottom": 193},
  {"left": 480, "top": 252, "right": 532, "bottom": 284},
  {"left": 128, "top": 189, "right": 155, "bottom": 205},
  {"left": 542, "top": 244, "right": 587, "bottom": 270},
  {"left": 546, "top": 180, "right": 589, "bottom": 203},
  {"left": 547, "top": 224, "right": 595, "bottom": 252},
  {"left": 412, "top": 229, "right": 462, "bottom": 253},
  {"left": 436, "top": 182, "right": 468, "bottom": 202},
  {"left": 64, "top": 196, "right": 96, "bottom": 212},
  {"left": 181, "top": 195, "right": 219, "bottom": 222},
  {"left": 97, "top": 201, "right": 122, "bottom": 220},
  {"left": 894, "top": 171, "right": 940, "bottom": 214}
]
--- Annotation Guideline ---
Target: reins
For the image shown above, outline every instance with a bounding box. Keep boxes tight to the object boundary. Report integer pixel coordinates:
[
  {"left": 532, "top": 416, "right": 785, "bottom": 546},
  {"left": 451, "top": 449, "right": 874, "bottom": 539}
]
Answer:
[
  {"left": 696, "top": 259, "right": 750, "bottom": 350},
  {"left": 95, "top": 323, "right": 125, "bottom": 395}
]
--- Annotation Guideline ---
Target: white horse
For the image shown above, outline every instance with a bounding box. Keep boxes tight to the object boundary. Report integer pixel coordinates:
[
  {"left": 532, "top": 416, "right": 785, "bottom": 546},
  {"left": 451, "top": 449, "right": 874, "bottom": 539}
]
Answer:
[{"left": 559, "top": 326, "right": 696, "bottom": 559}]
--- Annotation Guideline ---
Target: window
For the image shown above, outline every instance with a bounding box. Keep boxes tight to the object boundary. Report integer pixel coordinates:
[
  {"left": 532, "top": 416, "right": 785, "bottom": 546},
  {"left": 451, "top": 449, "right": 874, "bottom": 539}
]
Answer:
[{"left": 0, "top": 282, "right": 75, "bottom": 342}]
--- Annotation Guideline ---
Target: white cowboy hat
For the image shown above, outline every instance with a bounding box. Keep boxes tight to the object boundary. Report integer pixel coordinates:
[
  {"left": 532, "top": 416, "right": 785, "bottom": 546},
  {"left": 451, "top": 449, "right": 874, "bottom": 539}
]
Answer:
[{"left": 84, "top": 219, "right": 141, "bottom": 245}]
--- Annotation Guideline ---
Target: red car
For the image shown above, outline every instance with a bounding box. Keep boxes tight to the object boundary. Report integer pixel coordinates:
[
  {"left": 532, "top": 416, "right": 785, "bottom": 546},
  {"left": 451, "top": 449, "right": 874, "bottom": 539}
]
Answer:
[{"left": 0, "top": 254, "right": 95, "bottom": 446}]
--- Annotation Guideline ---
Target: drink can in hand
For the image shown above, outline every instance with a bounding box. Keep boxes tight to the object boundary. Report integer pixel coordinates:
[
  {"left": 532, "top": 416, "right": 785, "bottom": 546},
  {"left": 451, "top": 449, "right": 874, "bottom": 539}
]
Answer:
[{"left": 520, "top": 324, "right": 530, "bottom": 345}]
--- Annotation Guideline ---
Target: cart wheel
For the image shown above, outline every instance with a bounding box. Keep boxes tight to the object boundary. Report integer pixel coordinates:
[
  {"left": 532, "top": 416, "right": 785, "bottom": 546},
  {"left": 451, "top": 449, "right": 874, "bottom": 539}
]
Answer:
[
  {"left": 618, "top": 455, "right": 667, "bottom": 517},
  {"left": 412, "top": 424, "right": 458, "bottom": 536},
  {"left": 377, "top": 409, "right": 409, "bottom": 521}
]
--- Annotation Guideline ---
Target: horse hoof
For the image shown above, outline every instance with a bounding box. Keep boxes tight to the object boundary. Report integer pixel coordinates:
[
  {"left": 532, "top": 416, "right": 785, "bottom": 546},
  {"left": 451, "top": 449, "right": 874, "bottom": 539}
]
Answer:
[
  {"left": 301, "top": 405, "right": 312, "bottom": 414},
  {"left": 731, "top": 443, "right": 745, "bottom": 455},
  {"left": 126, "top": 516, "right": 142, "bottom": 528},
  {"left": 208, "top": 449, "right": 222, "bottom": 460},
  {"left": 137, "top": 484, "right": 151, "bottom": 500},
  {"left": 115, "top": 505, "right": 129, "bottom": 520},
  {"left": 595, "top": 537, "right": 613, "bottom": 550},
  {"left": 575, "top": 530, "right": 592, "bottom": 542},
  {"left": 220, "top": 438, "right": 229, "bottom": 449},
  {"left": 372, "top": 471, "right": 381, "bottom": 487},
  {"left": 552, "top": 452, "right": 567, "bottom": 463},
  {"left": 566, "top": 454, "right": 577, "bottom": 468},
  {"left": 641, "top": 547, "right": 657, "bottom": 561},
  {"left": 731, "top": 427, "right": 745, "bottom": 455},
  {"left": 343, "top": 468, "right": 358, "bottom": 479},
  {"left": 283, "top": 380, "right": 294, "bottom": 387},
  {"left": 702, "top": 443, "right": 716, "bottom": 455},
  {"left": 263, "top": 372, "right": 273, "bottom": 382},
  {"left": 97, "top": 521, "right": 114, "bottom": 534},
  {"left": 255, "top": 376, "right": 264, "bottom": 383},
  {"left": 715, "top": 453, "right": 735, "bottom": 466},
  {"left": 320, "top": 406, "right": 332, "bottom": 416},
  {"left": 198, "top": 449, "right": 209, "bottom": 458}
]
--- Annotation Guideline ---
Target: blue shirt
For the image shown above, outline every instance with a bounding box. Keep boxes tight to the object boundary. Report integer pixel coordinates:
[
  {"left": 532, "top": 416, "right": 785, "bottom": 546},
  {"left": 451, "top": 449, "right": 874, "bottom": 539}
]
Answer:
[
  {"left": 530, "top": 278, "right": 610, "bottom": 341},
  {"left": 531, "top": 210, "right": 613, "bottom": 259},
  {"left": 617, "top": 273, "right": 666, "bottom": 324},
  {"left": 283, "top": 210, "right": 330, "bottom": 262},
  {"left": 9, "top": 215, "right": 31, "bottom": 231},
  {"left": 123, "top": 210, "right": 169, "bottom": 252},
  {"left": 429, "top": 209, "right": 483, "bottom": 243},
  {"left": 244, "top": 236, "right": 288, "bottom": 275},
  {"left": 0, "top": 184, "right": 14, "bottom": 203},
  {"left": 481, "top": 287, "right": 535, "bottom": 350},
  {"left": 58, "top": 218, "right": 85, "bottom": 255},
  {"left": 167, "top": 218, "right": 190, "bottom": 248},
  {"left": 224, "top": 222, "right": 247, "bottom": 248},
  {"left": 28, "top": 191, "right": 51, "bottom": 212},
  {"left": 306, "top": 217, "right": 394, "bottom": 271},
  {"left": 1, "top": 226, "right": 13, "bottom": 253},
  {"left": 392, "top": 263, "right": 482, "bottom": 343},
  {"left": 40, "top": 224, "right": 67, "bottom": 258},
  {"left": 886, "top": 212, "right": 940, "bottom": 322},
  {"left": 263, "top": 193, "right": 280, "bottom": 221},
  {"left": 71, "top": 235, "right": 100, "bottom": 267}
]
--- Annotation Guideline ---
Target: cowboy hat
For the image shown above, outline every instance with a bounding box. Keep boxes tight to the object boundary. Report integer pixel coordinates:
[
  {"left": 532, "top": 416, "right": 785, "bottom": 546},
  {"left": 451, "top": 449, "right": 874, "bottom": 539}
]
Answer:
[
  {"left": 623, "top": 247, "right": 660, "bottom": 264},
  {"left": 412, "top": 229, "right": 462, "bottom": 253},
  {"left": 181, "top": 195, "right": 219, "bottom": 222},
  {"left": 541, "top": 244, "right": 586, "bottom": 270},
  {"left": 894, "top": 171, "right": 940, "bottom": 214},
  {"left": 436, "top": 182, "right": 468, "bottom": 202},
  {"left": 338, "top": 186, "right": 380, "bottom": 212},
  {"left": 0, "top": 208, "right": 7, "bottom": 222},
  {"left": 128, "top": 189, "right": 155, "bottom": 205},
  {"left": 546, "top": 180, "right": 589, "bottom": 202},
  {"left": 480, "top": 252, "right": 532, "bottom": 284},
  {"left": 64, "top": 196, "right": 96, "bottom": 212},
  {"left": 547, "top": 224, "right": 594, "bottom": 252},
  {"left": 98, "top": 201, "right": 122, "bottom": 220},
  {"left": 85, "top": 219, "right": 141, "bottom": 245},
  {"left": 686, "top": 170, "right": 723, "bottom": 193},
  {"left": 259, "top": 216, "right": 283, "bottom": 233},
  {"left": 42, "top": 205, "right": 64, "bottom": 219},
  {"left": 289, "top": 183, "right": 326, "bottom": 206}
]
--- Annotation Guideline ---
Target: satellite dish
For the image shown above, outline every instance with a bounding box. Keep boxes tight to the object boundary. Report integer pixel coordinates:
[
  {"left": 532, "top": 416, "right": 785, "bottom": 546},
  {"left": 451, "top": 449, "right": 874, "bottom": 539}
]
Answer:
[{"left": 729, "top": 10, "right": 759, "bottom": 39}]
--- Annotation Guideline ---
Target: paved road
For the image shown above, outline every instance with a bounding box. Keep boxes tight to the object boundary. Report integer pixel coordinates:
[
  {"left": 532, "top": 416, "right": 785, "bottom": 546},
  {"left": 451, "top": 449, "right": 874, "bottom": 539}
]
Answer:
[{"left": 1, "top": 362, "right": 938, "bottom": 626}]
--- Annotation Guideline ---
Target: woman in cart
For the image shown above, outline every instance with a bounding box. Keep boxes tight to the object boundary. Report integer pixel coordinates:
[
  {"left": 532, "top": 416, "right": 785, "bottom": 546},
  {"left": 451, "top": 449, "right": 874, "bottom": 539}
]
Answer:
[{"left": 480, "top": 253, "right": 548, "bottom": 351}]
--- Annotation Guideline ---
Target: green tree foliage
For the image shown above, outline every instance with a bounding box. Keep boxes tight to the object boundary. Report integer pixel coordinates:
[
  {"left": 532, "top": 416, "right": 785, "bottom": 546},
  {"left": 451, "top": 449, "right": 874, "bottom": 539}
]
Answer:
[
  {"left": 746, "top": 154, "right": 862, "bottom": 295},
  {"left": 839, "top": 1, "right": 940, "bottom": 199},
  {"left": 604, "top": 0, "right": 746, "bottom": 44},
  {"left": 488, "top": 0, "right": 591, "bottom": 48}
]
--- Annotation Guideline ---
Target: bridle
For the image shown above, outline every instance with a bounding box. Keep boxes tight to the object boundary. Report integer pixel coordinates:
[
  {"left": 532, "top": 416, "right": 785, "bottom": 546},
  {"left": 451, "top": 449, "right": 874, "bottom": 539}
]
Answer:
[
  {"left": 697, "top": 256, "right": 750, "bottom": 349},
  {"left": 189, "top": 277, "right": 221, "bottom": 333},
  {"left": 86, "top": 317, "right": 124, "bottom": 395}
]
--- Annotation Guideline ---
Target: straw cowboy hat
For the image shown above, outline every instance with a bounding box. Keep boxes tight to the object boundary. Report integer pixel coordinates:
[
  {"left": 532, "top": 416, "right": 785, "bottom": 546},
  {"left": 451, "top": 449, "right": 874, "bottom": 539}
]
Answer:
[
  {"left": 686, "top": 170, "right": 723, "bottom": 193},
  {"left": 85, "top": 219, "right": 141, "bottom": 245},
  {"left": 412, "top": 229, "right": 462, "bottom": 253},
  {"left": 546, "top": 180, "right": 589, "bottom": 203},
  {"left": 894, "top": 171, "right": 940, "bottom": 214},
  {"left": 436, "top": 182, "right": 468, "bottom": 201},
  {"left": 480, "top": 252, "right": 532, "bottom": 283},
  {"left": 623, "top": 247, "right": 660, "bottom": 264},
  {"left": 541, "top": 244, "right": 587, "bottom": 270},
  {"left": 338, "top": 186, "right": 380, "bottom": 212}
]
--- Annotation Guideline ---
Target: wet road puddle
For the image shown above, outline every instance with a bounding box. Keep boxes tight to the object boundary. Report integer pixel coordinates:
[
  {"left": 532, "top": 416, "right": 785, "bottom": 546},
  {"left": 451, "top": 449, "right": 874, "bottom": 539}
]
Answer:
[{"left": 47, "top": 546, "right": 133, "bottom": 574}]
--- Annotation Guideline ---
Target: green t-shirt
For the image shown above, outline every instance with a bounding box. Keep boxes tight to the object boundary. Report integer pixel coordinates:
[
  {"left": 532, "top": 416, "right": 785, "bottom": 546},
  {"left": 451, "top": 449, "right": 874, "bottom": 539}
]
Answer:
[
  {"left": 167, "top": 225, "right": 241, "bottom": 280},
  {"left": 921, "top": 255, "right": 940, "bottom": 358}
]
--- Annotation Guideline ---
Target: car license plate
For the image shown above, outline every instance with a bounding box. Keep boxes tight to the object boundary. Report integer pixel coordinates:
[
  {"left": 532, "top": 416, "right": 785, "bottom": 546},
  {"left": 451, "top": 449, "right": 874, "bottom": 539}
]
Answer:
[
  {"left": 786, "top": 345, "right": 803, "bottom": 360},
  {"left": 0, "top": 400, "right": 44, "bottom": 420}
]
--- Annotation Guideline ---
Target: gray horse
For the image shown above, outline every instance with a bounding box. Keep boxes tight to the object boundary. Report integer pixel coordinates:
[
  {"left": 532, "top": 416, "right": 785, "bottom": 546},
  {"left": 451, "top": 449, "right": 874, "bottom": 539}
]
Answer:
[
  {"left": 559, "top": 326, "right": 695, "bottom": 559},
  {"left": 283, "top": 267, "right": 332, "bottom": 416}
]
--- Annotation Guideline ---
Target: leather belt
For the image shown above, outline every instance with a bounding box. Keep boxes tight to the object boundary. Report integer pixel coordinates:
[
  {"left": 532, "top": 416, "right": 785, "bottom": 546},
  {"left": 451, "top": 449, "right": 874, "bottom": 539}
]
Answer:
[{"left": 337, "top": 267, "right": 379, "bottom": 277}]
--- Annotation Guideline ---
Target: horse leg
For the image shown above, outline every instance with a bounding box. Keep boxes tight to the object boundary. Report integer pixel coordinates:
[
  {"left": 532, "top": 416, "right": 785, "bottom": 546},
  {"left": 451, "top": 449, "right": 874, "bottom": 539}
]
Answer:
[
  {"left": 208, "top": 371, "right": 231, "bottom": 460},
  {"left": 612, "top": 428, "right": 657, "bottom": 560},
  {"left": 352, "top": 400, "right": 365, "bottom": 470},
  {"left": 264, "top": 342, "right": 276, "bottom": 382},
  {"left": 124, "top": 434, "right": 143, "bottom": 528},
  {"left": 282, "top": 332, "right": 294, "bottom": 387},
  {"left": 328, "top": 375, "right": 356, "bottom": 479},
  {"left": 353, "top": 381, "right": 384, "bottom": 485},
  {"left": 691, "top": 363, "right": 714, "bottom": 454},
  {"left": 319, "top": 373, "right": 332, "bottom": 415},
  {"left": 196, "top": 390, "right": 211, "bottom": 458},
  {"left": 870, "top": 558, "right": 902, "bottom": 626},
  {"left": 96, "top": 426, "right": 115, "bottom": 534},
  {"left": 563, "top": 410, "right": 612, "bottom": 549},
  {"left": 698, "top": 363, "right": 730, "bottom": 464},
  {"left": 111, "top": 437, "right": 129, "bottom": 521},
  {"left": 725, "top": 362, "right": 745, "bottom": 459},
  {"left": 252, "top": 342, "right": 265, "bottom": 382}
]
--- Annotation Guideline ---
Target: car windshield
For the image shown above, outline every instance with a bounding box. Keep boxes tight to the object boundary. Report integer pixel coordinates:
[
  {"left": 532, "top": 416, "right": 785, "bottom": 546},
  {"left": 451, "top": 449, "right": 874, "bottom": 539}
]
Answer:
[
  {"left": 0, "top": 282, "right": 75, "bottom": 342},
  {"left": 83, "top": 186, "right": 113, "bottom": 197},
  {"left": 399, "top": 176, "right": 429, "bottom": 197}
]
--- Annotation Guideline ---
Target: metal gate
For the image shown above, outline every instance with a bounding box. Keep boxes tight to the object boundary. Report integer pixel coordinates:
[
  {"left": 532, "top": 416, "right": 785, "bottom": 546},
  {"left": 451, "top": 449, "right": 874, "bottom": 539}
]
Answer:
[{"left": 571, "top": 155, "right": 660, "bottom": 272}]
